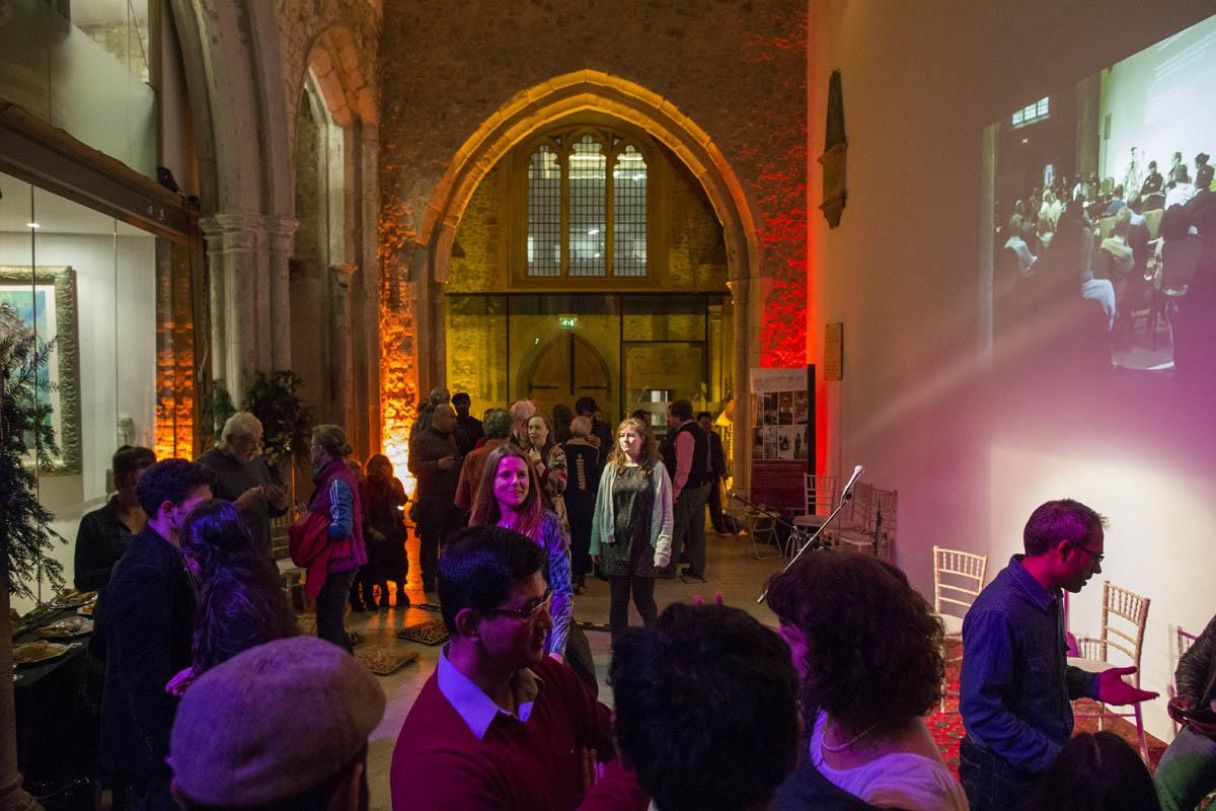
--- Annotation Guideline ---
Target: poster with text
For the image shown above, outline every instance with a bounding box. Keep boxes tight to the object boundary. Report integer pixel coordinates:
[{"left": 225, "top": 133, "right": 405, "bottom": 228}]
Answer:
[{"left": 748, "top": 367, "right": 810, "bottom": 513}]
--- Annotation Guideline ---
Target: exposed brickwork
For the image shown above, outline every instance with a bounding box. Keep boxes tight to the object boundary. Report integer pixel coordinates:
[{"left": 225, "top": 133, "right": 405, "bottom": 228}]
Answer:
[{"left": 379, "top": 0, "right": 807, "bottom": 366}]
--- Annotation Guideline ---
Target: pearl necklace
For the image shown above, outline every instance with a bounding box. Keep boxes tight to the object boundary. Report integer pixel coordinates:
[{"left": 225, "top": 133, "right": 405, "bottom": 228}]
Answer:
[{"left": 820, "top": 720, "right": 880, "bottom": 753}]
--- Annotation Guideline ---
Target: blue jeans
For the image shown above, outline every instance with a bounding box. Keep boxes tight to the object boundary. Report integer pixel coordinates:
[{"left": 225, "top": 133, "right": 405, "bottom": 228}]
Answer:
[
  {"left": 317, "top": 567, "right": 359, "bottom": 650},
  {"left": 1155, "top": 726, "right": 1216, "bottom": 811},
  {"left": 959, "top": 737, "right": 1037, "bottom": 811}
]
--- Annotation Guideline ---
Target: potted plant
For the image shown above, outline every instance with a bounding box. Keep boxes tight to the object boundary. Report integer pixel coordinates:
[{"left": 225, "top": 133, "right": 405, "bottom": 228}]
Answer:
[
  {"left": 0, "top": 302, "right": 65, "bottom": 811},
  {"left": 242, "top": 371, "right": 313, "bottom": 502}
]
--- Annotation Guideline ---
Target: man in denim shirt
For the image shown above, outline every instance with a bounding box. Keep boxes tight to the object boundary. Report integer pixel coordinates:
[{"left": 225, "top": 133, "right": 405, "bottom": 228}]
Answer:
[{"left": 959, "top": 499, "right": 1158, "bottom": 810}]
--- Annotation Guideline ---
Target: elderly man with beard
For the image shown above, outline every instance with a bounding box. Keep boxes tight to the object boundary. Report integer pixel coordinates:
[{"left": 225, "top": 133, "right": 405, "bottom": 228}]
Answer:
[{"left": 197, "top": 412, "right": 289, "bottom": 559}]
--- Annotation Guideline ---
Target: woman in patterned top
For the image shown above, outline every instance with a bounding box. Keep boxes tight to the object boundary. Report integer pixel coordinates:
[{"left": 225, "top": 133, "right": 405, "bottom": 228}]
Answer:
[
  {"left": 524, "top": 412, "right": 568, "bottom": 525},
  {"left": 468, "top": 444, "right": 574, "bottom": 661}
]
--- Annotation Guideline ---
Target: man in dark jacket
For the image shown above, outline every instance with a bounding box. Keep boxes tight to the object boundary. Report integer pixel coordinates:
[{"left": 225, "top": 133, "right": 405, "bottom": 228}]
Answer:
[
  {"left": 408, "top": 403, "right": 463, "bottom": 592},
  {"left": 698, "top": 411, "right": 728, "bottom": 534},
  {"left": 1155, "top": 612, "right": 1216, "bottom": 810},
  {"left": 662, "top": 399, "right": 712, "bottom": 581},
  {"left": 196, "top": 412, "right": 288, "bottom": 559},
  {"left": 100, "top": 458, "right": 214, "bottom": 810}
]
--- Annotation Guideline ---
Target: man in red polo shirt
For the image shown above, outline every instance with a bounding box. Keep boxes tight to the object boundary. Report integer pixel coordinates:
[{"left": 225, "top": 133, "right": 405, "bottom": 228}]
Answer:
[{"left": 391, "top": 525, "right": 630, "bottom": 810}]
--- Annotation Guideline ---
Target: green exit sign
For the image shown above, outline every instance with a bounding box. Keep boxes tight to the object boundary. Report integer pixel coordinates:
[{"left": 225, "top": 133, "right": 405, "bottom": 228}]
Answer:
[{"left": 558, "top": 316, "right": 578, "bottom": 329}]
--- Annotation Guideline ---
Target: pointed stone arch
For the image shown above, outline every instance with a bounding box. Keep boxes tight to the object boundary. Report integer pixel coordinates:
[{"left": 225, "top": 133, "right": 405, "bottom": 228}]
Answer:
[{"left": 421, "top": 69, "right": 759, "bottom": 287}]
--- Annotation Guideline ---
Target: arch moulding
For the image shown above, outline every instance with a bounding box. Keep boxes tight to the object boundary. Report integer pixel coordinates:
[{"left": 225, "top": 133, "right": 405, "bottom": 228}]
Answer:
[{"left": 422, "top": 69, "right": 760, "bottom": 287}]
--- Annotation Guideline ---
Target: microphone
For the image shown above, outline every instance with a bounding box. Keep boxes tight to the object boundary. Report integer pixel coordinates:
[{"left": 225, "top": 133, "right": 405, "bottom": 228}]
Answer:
[{"left": 841, "top": 465, "right": 864, "bottom": 500}]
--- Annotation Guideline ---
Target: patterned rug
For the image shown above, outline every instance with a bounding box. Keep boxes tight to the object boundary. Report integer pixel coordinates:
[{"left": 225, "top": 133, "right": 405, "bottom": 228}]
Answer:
[{"left": 928, "top": 642, "right": 1167, "bottom": 777}]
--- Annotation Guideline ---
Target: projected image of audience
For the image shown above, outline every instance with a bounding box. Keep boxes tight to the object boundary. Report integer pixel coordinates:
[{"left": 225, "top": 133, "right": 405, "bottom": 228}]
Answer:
[{"left": 991, "top": 13, "right": 1216, "bottom": 377}]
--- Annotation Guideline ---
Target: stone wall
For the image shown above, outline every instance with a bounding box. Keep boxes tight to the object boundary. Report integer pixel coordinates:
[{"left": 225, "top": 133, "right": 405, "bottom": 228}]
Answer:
[{"left": 379, "top": 0, "right": 807, "bottom": 357}]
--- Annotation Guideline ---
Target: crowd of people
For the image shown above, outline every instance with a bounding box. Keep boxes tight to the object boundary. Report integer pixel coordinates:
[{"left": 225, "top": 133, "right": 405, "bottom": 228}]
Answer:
[
  {"left": 66, "top": 395, "right": 1216, "bottom": 810},
  {"left": 997, "top": 150, "right": 1216, "bottom": 376}
]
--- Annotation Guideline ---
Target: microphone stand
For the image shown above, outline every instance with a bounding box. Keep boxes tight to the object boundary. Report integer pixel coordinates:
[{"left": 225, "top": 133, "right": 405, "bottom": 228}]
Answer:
[{"left": 755, "top": 484, "right": 858, "bottom": 604}]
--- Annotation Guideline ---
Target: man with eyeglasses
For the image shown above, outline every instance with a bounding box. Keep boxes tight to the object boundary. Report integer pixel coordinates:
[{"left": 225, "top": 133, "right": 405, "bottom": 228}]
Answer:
[
  {"left": 958, "top": 499, "right": 1159, "bottom": 811},
  {"left": 391, "top": 525, "right": 631, "bottom": 810}
]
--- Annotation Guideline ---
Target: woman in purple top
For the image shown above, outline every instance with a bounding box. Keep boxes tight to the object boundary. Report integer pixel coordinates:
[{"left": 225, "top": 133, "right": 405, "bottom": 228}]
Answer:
[{"left": 468, "top": 444, "right": 573, "bottom": 660}]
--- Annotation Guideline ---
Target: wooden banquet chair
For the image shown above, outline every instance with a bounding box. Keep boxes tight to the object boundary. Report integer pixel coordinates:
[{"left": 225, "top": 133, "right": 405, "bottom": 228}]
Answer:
[
  {"left": 933, "top": 546, "right": 989, "bottom": 711},
  {"left": 1068, "top": 581, "right": 1151, "bottom": 763}
]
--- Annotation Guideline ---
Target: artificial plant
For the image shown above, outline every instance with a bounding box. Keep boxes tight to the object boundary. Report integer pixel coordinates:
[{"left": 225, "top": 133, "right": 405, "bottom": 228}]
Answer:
[
  {"left": 242, "top": 370, "right": 313, "bottom": 470},
  {"left": 0, "top": 301, "right": 65, "bottom": 811}
]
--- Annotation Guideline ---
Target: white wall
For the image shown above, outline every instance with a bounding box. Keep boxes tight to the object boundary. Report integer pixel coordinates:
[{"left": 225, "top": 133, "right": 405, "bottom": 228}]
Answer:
[
  {"left": 0, "top": 232, "right": 156, "bottom": 610},
  {"left": 807, "top": 2, "right": 1216, "bottom": 741}
]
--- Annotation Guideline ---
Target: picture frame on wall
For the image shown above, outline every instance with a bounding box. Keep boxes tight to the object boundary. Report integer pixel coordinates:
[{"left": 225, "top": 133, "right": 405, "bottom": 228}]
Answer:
[{"left": 0, "top": 266, "right": 82, "bottom": 475}]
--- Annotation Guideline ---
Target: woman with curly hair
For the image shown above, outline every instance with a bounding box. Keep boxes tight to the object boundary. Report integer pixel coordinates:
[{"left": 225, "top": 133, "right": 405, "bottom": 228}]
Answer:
[
  {"left": 590, "top": 417, "right": 673, "bottom": 643},
  {"left": 171, "top": 501, "right": 298, "bottom": 692},
  {"left": 767, "top": 552, "right": 966, "bottom": 810}
]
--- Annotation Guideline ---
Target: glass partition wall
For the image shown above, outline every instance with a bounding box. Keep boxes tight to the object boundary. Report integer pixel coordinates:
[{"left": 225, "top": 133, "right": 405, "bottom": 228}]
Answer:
[
  {"left": 446, "top": 292, "right": 734, "bottom": 437},
  {"left": 0, "top": 170, "right": 157, "bottom": 610}
]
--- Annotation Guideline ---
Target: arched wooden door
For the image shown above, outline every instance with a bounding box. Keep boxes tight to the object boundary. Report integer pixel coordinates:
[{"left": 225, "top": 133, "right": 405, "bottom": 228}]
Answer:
[{"left": 523, "top": 334, "right": 612, "bottom": 422}]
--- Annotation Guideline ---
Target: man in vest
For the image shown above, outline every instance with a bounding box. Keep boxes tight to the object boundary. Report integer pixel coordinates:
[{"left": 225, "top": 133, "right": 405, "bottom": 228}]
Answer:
[{"left": 662, "top": 399, "right": 712, "bottom": 582}]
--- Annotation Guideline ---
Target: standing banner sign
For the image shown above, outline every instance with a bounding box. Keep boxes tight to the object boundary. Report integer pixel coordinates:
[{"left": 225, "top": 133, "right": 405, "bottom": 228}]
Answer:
[{"left": 748, "top": 367, "right": 812, "bottom": 513}]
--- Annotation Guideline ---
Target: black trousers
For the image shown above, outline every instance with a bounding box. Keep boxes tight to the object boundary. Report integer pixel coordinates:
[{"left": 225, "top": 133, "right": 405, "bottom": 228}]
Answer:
[
  {"left": 414, "top": 501, "right": 465, "bottom": 588},
  {"left": 706, "top": 476, "right": 725, "bottom": 530},
  {"left": 608, "top": 574, "right": 658, "bottom": 642}
]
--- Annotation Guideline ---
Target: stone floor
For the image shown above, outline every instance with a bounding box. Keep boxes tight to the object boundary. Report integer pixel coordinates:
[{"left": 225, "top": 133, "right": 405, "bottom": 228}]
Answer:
[{"left": 352, "top": 527, "right": 787, "bottom": 811}]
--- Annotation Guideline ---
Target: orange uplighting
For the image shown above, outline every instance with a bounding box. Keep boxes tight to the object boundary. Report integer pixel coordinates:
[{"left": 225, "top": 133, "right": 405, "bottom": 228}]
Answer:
[
  {"left": 154, "top": 266, "right": 196, "bottom": 460},
  {"left": 378, "top": 198, "right": 420, "bottom": 499}
]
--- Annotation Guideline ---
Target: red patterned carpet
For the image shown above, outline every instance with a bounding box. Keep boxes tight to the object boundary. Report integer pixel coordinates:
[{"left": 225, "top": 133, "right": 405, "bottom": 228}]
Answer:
[{"left": 928, "top": 642, "right": 1167, "bottom": 777}]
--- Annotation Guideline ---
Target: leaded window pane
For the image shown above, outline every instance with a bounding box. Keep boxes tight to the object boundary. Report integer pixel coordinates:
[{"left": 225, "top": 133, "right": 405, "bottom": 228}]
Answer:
[
  {"left": 613, "top": 144, "right": 647, "bottom": 277},
  {"left": 568, "top": 135, "right": 606, "bottom": 277},
  {"left": 527, "top": 145, "right": 561, "bottom": 277}
]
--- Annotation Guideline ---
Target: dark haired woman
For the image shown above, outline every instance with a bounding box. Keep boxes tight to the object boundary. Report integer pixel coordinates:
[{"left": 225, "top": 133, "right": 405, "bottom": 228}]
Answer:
[
  {"left": 74, "top": 445, "right": 156, "bottom": 591},
  {"left": 768, "top": 552, "right": 966, "bottom": 810},
  {"left": 590, "top": 417, "right": 673, "bottom": 642},
  {"left": 524, "top": 411, "right": 568, "bottom": 524},
  {"left": 309, "top": 424, "right": 367, "bottom": 650},
  {"left": 362, "top": 454, "right": 409, "bottom": 609},
  {"left": 562, "top": 416, "right": 602, "bottom": 593},
  {"left": 468, "top": 444, "right": 574, "bottom": 661},
  {"left": 178, "top": 501, "right": 299, "bottom": 679},
  {"left": 552, "top": 403, "right": 573, "bottom": 445}
]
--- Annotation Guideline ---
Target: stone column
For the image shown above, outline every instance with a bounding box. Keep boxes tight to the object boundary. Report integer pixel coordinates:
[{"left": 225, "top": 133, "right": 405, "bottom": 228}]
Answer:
[
  {"left": 329, "top": 264, "right": 358, "bottom": 433},
  {"left": 728, "top": 277, "right": 750, "bottom": 493},
  {"left": 265, "top": 216, "right": 299, "bottom": 371}
]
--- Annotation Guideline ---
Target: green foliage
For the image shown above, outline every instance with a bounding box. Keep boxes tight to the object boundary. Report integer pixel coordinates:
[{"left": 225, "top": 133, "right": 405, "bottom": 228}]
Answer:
[
  {"left": 202, "top": 381, "right": 237, "bottom": 449},
  {"left": 242, "top": 371, "right": 313, "bottom": 469},
  {"left": 0, "top": 303, "right": 65, "bottom": 598}
]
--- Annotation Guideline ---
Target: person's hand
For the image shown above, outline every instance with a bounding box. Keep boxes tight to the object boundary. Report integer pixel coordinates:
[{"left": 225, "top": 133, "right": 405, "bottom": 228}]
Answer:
[
  {"left": 653, "top": 548, "right": 671, "bottom": 569},
  {"left": 264, "top": 484, "right": 289, "bottom": 509},
  {"left": 437, "top": 455, "right": 455, "bottom": 471},
  {"left": 1168, "top": 694, "right": 1197, "bottom": 725},
  {"left": 579, "top": 747, "right": 603, "bottom": 794},
  {"left": 234, "top": 486, "right": 264, "bottom": 510},
  {"left": 1095, "top": 666, "right": 1159, "bottom": 705},
  {"left": 165, "top": 666, "right": 195, "bottom": 697},
  {"left": 367, "top": 527, "right": 386, "bottom": 544}
]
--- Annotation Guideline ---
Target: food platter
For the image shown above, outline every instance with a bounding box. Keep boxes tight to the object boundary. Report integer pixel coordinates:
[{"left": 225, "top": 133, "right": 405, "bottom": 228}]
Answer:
[
  {"left": 13, "top": 641, "right": 71, "bottom": 665},
  {"left": 76, "top": 603, "right": 96, "bottom": 618},
  {"left": 39, "top": 617, "right": 93, "bottom": 639},
  {"left": 53, "top": 590, "right": 97, "bottom": 608}
]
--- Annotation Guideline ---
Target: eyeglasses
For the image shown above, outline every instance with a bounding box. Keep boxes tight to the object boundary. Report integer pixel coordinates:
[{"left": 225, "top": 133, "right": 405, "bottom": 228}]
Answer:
[
  {"left": 1075, "top": 545, "right": 1105, "bottom": 564},
  {"left": 483, "top": 588, "right": 553, "bottom": 620}
]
